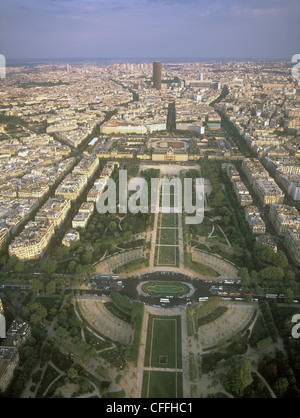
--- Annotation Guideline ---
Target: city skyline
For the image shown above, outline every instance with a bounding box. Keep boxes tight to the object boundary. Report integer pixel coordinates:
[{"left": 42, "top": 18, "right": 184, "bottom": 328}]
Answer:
[
  {"left": 0, "top": 0, "right": 299, "bottom": 60},
  {"left": 0, "top": 43, "right": 299, "bottom": 398}
]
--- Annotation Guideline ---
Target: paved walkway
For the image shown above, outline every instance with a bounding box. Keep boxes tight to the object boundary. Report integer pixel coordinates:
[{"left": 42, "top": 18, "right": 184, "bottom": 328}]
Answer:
[{"left": 76, "top": 296, "right": 132, "bottom": 345}]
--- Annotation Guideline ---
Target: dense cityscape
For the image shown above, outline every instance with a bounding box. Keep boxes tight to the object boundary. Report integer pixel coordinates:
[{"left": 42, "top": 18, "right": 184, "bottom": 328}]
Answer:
[{"left": 0, "top": 56, "right": 299, "bottom": 400}]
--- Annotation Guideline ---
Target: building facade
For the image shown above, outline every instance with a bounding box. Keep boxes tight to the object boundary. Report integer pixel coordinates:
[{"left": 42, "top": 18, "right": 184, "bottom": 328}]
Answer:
[{"left": 153, "top": 61, "right": 162, "bottom": 90}]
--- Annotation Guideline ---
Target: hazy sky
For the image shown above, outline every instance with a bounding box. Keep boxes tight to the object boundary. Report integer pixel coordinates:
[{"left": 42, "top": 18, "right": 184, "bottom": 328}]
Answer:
[{"left": 0, "top": 0, "right": 299, "bottom": 60}]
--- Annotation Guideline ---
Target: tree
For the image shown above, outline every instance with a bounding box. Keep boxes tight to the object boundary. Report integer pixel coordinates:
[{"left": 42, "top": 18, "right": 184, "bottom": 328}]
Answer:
[
  {"left": 42, "top": 260, "right": 57, "bottom": 274},
  {"left": 223, "top": 357, "right": 253, "bottom": 397},
  {"left": 107, "top": 221, "right": 117, "bottom": 233},
  {"left": 260, "top": 266, "right": 284, "bottom": 281},
  {"left": 54, "top": 245, "right": 69, "bottom": 259},
  {"left": 123, "top": 231, "right": 132, "bottom": 242},
  {"left": 68, "top": 260, "right": 77, "bottom": 274},
  {"left": 274, "top": 377, "right": 289, "bottom": 397},
  {"left": 46, "top": 280, "right": 56, "bottom": 295},
  {"left": 285, "top": 269, "right": 295, "bottom": 281},
  {"left": 30, "top": 279, "right": 44, "bottom": 295},
  {"left": 81, "top": 251, "right": 93, "bottom": 265},
  {"left": 284, "top": 288, "right": 294, "bottom": 304},
  {"left": 26, "top": 303, "right": 48, "bottom": 325},
  {"left": 272, "top": 250, "right": 288, "bottom": 269},
  {"left": 32, "top": 369, "right": 43, "bottom": 384},
  {"left": 96, "top": 365, "right": 108, "bottom": 378},
  {"left": 7, "top": 254, "right": 19, "bottom": 269},
  {"left": 14, "top": 261, "right": 27, "bottom": 273},
  {"left": 239, "top": 267, "right": 250, "bottom": 286},
  {"left": 210, "top": 190, "right": 226, "bottom": 208},
  {"left": 251, "top": 270, "right": 258, "bottom": 279},
  {"left": 115, "top": 374, "right": 123, "bottom": 384},
  {"left": 82, "top": 263, "right": 96, "bottom": 274},
  {"left": 75, "top": 264, "right": 83, "bottom": 275},
  {"left": 67, "top": 367, "right": 78, "bottom": 380}
]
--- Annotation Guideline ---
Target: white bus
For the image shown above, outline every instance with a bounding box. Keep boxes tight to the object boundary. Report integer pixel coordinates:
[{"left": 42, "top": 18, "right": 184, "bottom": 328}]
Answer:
[{"left": 160, "top": 298, "right": 170, "bottom": 303}]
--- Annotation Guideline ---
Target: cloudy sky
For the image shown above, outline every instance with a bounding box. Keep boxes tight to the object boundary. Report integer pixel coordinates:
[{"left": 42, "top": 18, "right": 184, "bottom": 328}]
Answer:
[{"left": 0, "top": 0, "right": 299, "bottom": 60}]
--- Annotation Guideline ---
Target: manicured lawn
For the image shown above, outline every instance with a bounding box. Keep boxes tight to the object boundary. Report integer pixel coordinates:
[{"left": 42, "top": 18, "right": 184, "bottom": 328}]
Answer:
[
  {"left": 185, "top": 253, "right": 219, "bottom": 277},
  {"left": 160, "top": 213, "right": 178, "bottom": 228},
  {"left": 141, "top": 370, "right": 183, "bottom": 398},
  {"left": 249, "top": 314, "right": 269, "bottom": 347},
  {"left": 157, "top": 227, "right": 178, "bottom": 245},
  {"left": 155, "top": 245, "right": 178, "bottom": 267},
  {"left": 197, "top": 306, "right": 228, "bottom": 326},
  {"left": 142, "top": 281, "right": 190, "bottom": 297},
  {"left": 144, "top": 315, "right": 182, "bottom": 369},
  {"left": 103, "top": 302, "right": 131, "bottom": 323}
]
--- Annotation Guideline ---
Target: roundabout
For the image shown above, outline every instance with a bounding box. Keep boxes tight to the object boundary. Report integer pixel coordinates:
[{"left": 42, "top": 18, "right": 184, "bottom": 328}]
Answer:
[
  {"left": 139, "top": 280, "right": 193, "bottom": 297},
  {"left": 135, "top": 273, "right": 199, "bottom": 303}
]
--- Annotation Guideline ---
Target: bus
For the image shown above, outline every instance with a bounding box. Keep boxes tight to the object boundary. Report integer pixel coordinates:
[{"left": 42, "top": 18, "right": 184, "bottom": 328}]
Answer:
[{"left": 160, "top": 298, "right": 170, "bottom": 303}]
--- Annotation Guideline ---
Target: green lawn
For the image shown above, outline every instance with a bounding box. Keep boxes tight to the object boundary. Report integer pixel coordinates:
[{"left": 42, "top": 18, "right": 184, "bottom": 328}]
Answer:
[
  {"left": 141, "top": 370, "right": 183, "bottom": 398},
  {"left": 197, "top": 306, "right": 228, "bottom": 326},
  {"left": 160, "top": 213, "right": 178, "bottom": 228},
  {"left": 157, "top": 228, "right": 178, "bottom": 245},
  {"left": 142, "top": 281, "right": 190, "bottom": 297},
  {"left": 103, "top": 302, "right": 131, "bottom": 323},
  {"left": 37, "top": 296, "right": 58, "bottom": 311},
  {"left": 155, "top": 245, "right": 178, "bottom": 267},
  {"left": 144, "top": 315, "right": 182, "bottom": 369}
]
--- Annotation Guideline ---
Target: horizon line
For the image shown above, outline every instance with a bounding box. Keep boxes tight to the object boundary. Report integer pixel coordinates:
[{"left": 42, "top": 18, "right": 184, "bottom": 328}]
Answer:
[{"left": 5, "top": 56, "right": 292, "bottom": 63}]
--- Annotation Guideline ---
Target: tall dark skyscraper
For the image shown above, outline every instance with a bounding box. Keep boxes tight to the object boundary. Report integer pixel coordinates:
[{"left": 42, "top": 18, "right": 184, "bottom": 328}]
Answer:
[{"left": 153, "top": 61, "right": 162, "bottom": 90}]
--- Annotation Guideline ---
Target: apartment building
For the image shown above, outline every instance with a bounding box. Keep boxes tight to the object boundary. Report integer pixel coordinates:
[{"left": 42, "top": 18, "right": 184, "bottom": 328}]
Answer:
[
  {"left": 222, "top": 162, "right": 240, "bottom": 181},
  {"left": 256, "top": 233, "right": 277, "bottom": 252},
  {"left": 35, "top": 198, "right": 71, "bottom": 229},
  {"left": 62, "top": 229, "right": 80, "bottom": 247},
  {"left": 0, "top": 228, "right": 8, "bottom": 251},
  {"left": 252, "top": 177, "right": 285, "bottom": 207},
  {"left": 55, "top": 173, "right": 88, "bottom": 201},
  {"left": 9, "top": 219, "right": 55, "bottom": 261},
  {"left": 72, "top": 154, "right": 100, "bottom": 179},
  {"left": 244, "top": 205, "right": 266, "bottom": 235},
  {"left": 232, "top": 180, "right": 253, "bottom": 206},
  {"left": 269, "top": 204, "right": 300, "bottom": 236},
  {"left": 0, "top": 320, "right": 30, "bottom": 393},
  {"left": 284, "top": 228, "right": 300, "bottom": 266},
  {"left": 17, "top": 179, "right": 50, "bottom": 200},
  {"left": 72, "top": 202, "right": 94, "bottom": 229},
  {"left": 241, "top": 158, "right": 269, "bottom": 185}
]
